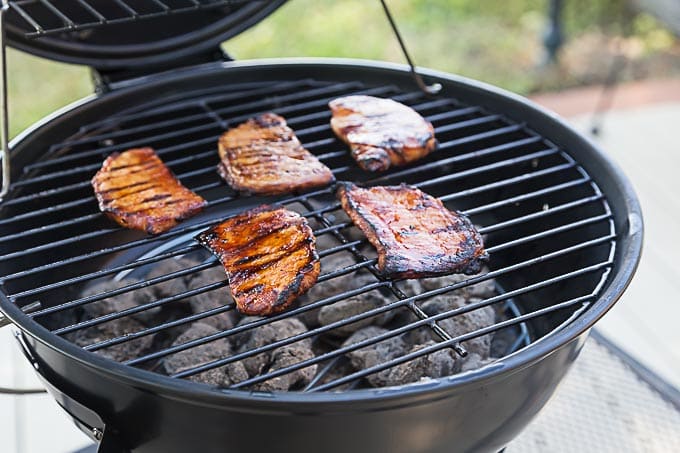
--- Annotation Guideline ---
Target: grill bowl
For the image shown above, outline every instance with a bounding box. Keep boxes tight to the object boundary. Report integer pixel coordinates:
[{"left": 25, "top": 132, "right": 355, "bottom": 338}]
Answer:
[{"left": 0, "top": 59, "right": 642, "bottom": 453}]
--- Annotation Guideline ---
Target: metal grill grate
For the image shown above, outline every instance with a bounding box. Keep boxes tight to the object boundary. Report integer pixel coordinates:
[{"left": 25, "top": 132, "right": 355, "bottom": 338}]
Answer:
[
  {"left": 0, "top": 77, "right": 616, "bottom": 392},
  {"left": 6, "top": 0, "right": 258, "bottom": 38}
]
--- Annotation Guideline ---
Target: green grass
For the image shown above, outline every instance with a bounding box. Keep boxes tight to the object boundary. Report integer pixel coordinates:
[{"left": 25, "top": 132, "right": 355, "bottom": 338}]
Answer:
[
  {"left": 226, "top": 0, "right": 547, "bottom": 93},
  {"left": 5, "top": 0, "right": 676, "bottom": 138},
  {"left": 7, "top": 49, "right": 91, "bottom": 138},
  {"left": 225, "top": 0, "right": 640, "bottom": 89}
]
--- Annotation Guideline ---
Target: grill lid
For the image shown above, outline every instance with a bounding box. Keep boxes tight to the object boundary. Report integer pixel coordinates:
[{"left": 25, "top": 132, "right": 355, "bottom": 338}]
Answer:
[{"left": 3, "top": 0, "right": 287, "bottom": 69}]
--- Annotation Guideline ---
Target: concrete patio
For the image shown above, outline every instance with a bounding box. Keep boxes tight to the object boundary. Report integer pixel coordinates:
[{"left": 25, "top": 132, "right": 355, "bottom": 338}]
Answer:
[{"left": 533, "top": 78, "right": 680, "bottom": 389}]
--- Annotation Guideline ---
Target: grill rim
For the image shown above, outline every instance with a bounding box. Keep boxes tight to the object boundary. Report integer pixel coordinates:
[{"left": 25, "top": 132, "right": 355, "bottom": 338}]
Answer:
[{"left": 0, "top": 58, "right": 643, "bottom": 407}]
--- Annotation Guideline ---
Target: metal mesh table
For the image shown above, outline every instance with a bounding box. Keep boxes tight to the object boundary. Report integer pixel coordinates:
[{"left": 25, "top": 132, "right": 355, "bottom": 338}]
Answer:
[{"left": 508, "top": 330, "right": 680, "bottom": 452}]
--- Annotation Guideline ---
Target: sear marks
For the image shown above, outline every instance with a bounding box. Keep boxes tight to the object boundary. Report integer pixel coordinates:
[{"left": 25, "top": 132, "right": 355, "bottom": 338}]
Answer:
[
  {"left": 195, "top": 206, "right": 320, "bottom": 316},
  {"left": 217, "top": 113, "right": 335, "bottom": 195},
  {"left": 337, "top": 182, "right": 488, "bottom": 279},
  {"left": 329, "top": 95, "right": 437, "bottom": 172},
  {"left": 92, "top": 147, "right": 207, "bottom": 234}
]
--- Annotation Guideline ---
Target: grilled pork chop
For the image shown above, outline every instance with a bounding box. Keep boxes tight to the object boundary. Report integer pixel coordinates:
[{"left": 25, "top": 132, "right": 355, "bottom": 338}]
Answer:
[
  {"left": 92, "top": 148, "right": 207, "bottom": 234},
  {"left": 196, "top": 206, "right": 320, "bottom": 316},
  {"left": 217, "top": 113, "right": 335, "bottom": 195},
  {"left": 329, "top": 95, "right": 437, "bottom": 172},
  {"left": 337, "top": 182, "right": 488, "bottom": 279}
]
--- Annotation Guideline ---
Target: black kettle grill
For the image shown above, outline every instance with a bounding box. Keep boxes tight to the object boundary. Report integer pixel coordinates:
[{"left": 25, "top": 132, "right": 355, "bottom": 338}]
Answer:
[{"left": 0, "top": 2, "right": 643, "bottom": 452}]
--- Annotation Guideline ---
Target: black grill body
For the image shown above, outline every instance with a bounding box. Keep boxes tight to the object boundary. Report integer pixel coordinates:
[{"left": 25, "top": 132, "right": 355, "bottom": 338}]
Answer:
[
  {"left": 27, "top": 330, "right": 585, "bottom": 453},
  {"left": 0, "top": 59, "right": 643, "bottom": 453}
]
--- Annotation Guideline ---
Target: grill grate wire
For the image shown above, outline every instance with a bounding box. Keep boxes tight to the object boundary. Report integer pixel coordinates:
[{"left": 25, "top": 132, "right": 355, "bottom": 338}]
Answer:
[
  {"left": 0, "top": 78, "right": 616, "bottom": 392},
  {"left": 7, "top": 0, "right": 263, "bottom": 38}
]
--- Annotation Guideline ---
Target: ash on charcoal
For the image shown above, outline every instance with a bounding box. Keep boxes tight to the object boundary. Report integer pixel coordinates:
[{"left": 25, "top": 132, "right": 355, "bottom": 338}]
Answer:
[
  {"left": 489, "top": 324, "right": 524, "bottom": 358},
  {"left": 184, "top": 264, "right": 237, "bottom": 331},
  {"left": 80, "top": 279, "right": 162, "bottom": 326},
  {"left": 410, "top": 295, "right": 495, "bottom": 358},
  {"left": 313, "top": 231, "right": 344, "bottom": 252},
  {"left": 147, "top": 258, "right": 193, "bottom": 300},
  {"left": 334, "top": 279, "right": 501, "bottom": 388},
  {"left": 75, "top": 257, "right": 239, "bottom": 370},
  {"left": 163, "top": 322, "right": 247, "bottom": 387},
  {"left": 72, "top": 316, "right": 154, "bottom": 363},
  {"left": 343, "top": 326, "right": 407, "bottom": 387},
  {"left": 416, "top": 269, "right": 496, "bottom": 300},
  {"left": 313, "top": 356, "right": 357, "bottom": 391},
  {"left": 393, "top": 278, "right": 424, "bottom": 297},
  {"left": 253, "top": 346, "right": 317, "bottom": 392},
  {"left": 147, "top": 258, "right": 234, "bottom": 328},
  {"left": 296, "top": 252, "right": 358, "bottom": 327},
  {"left": 75, "top": 246, "right": 513, "bottom": 389},
  {"left": 317, "top": 286, "right": 395, "bottom": 336},
  {"left": 460, "top": 353, "right": 496, "bottom": 372},
  {"left": 232, "top": 317, "right": 317, "bottom": 391},
  {"left": 378, "top": 341, "right": 459, "bottom": 387},
  {"left": 298, "top": 253, "right": 385, "bottom": 328}
]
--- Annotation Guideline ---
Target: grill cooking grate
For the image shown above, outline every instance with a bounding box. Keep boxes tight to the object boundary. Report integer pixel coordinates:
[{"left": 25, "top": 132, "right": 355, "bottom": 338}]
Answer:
[
  {"left": 6, "top": 0, "right": 257, "bottom": 38},
  {"left": 0, "top": 77, "right": 616, "bottom": 391}
]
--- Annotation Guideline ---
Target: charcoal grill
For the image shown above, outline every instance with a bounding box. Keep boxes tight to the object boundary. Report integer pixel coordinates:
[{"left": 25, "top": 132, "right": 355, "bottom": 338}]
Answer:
[{"left": 0, "top": 2, "right": 642, "bottom": 453}]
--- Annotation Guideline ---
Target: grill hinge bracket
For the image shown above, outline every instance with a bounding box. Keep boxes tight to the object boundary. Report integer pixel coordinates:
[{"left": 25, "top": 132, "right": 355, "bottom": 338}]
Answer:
[
  {"left": 91, "top": 47, "right": 233, "bottom": 94},
  {"left": 0, "top": 2, "right": 11, "bottom": 202}
]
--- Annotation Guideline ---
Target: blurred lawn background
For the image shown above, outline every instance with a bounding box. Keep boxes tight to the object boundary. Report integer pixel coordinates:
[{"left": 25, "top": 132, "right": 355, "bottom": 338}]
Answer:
[{"left": 7, "top": 0, "right": 678, "bottom": 138}]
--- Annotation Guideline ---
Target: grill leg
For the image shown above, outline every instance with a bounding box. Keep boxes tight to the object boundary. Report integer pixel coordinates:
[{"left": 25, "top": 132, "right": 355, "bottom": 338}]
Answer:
[{"left": 590, "top": 52, "right": 629, "bottom": 136}]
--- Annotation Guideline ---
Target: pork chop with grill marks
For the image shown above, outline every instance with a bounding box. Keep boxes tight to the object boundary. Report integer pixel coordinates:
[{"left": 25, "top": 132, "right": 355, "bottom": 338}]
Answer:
[
  {"left": 92, "top": 147, "right": 207, "bottom": 235},
  {"left": 329, "top": 95, "right": 437, "bottom": 172},
  {"left": 217, "top": 113, "right": 335, "bottom": 195},
  {"left": 337, "top": 182, "right": 488, "bottom": 279},
  {"left": 195, "top": 206, "right": 320, "bottom": 316}
]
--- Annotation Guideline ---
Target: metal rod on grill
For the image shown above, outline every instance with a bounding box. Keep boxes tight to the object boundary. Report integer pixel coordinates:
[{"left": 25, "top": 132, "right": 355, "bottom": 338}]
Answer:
[
  {"left": 0, "top": 2, "right": 11, "bottom": 201},
  {"left": 0, "top": 301, "right": 41, "bottom": 328},
  {"left": 379, "top": 0, "right": 442, "bottom": 95}
]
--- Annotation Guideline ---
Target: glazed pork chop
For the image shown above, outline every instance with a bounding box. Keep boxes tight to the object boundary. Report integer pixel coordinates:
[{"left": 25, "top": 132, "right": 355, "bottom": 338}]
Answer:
[
  {"left": 196, "top": 206, "right": 320, "bottom": 316},
  {"left": 329, "top": 95, "right": 436, "bottom": 172},
  {"left": 92, "top": 147, "right": 207, "bottom": 234},
  {"left": 337, "top": 182, "right": 488, "bottom": 279},
  {"left": 217, "top": 113, "right": 335, "bottom": 195}
]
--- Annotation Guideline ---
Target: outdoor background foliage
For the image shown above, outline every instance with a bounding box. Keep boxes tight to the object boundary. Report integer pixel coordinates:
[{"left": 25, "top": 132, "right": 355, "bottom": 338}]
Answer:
[{"left": 7, "top": 0, "right": 678, "bottom": 137}]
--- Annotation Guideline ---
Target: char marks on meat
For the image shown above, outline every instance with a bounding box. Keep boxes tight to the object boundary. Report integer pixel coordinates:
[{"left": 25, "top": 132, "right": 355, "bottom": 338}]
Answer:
[
  {"left": 217, "top": 113, "right": 335, "bottom": 195},
  {"left": 92, "top": 147, "right": 207, "bottom": 234},
  {"left": 337, "top": 182, "right": 488, "bottom": 279},
  {"left": 329, "top": 95, "right": 436, "bottom": 172},
  {"left": 195, "top": 206, "right": 320, "bottom": 316}
]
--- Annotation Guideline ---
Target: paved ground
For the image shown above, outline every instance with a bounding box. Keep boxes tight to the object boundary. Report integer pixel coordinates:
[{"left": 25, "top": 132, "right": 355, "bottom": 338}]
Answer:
[
  {"left": 531, "top": 81, "right": 680, "bottom": 389},
  {"left": 0, "top": 327, "right": 91, "bottom": 452},
  {"left": 1, "top": 78, "right": 678, "bottom": 452}
]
